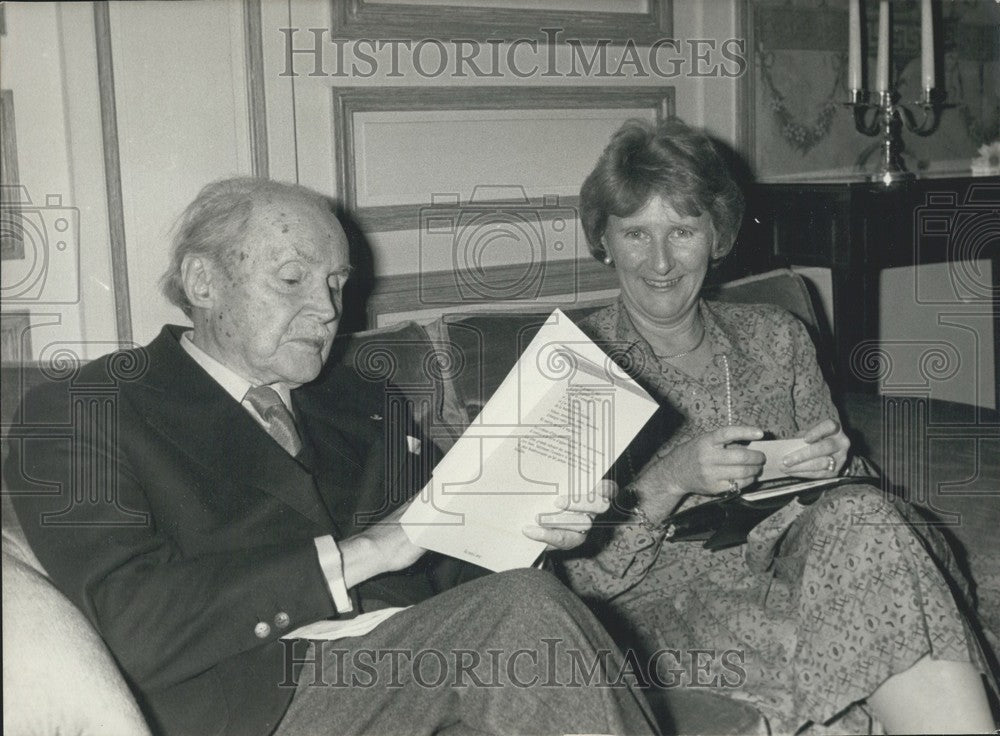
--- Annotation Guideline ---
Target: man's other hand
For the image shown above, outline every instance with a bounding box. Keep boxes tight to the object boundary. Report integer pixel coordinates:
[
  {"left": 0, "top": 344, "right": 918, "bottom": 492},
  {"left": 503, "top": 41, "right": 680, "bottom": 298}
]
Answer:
[
  {"left": 340, "top": 502, "right": 426, "bottom": 588},
  {"left": 521, "top": 480, "right": 614, "bottom": 552}
]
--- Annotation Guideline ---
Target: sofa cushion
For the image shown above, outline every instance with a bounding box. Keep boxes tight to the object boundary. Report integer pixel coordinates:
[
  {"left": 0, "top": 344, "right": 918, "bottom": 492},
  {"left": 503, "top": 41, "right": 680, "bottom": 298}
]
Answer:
[
  {"left": 438, "top": 268, "right": 827, "bottom": 417},
  {"left": 325, "top": 319, "right": 466, "bottom": 452},
  {"left": 709, "top": 268, "right": 819, "bottom": 333},
  {"left": 2, "top": 499, "right": 151, "bottom": 736}
]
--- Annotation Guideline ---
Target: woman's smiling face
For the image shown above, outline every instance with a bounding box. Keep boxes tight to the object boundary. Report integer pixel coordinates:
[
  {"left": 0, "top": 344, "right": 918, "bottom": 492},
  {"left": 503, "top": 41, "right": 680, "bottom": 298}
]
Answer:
[{"left": 603, "top": 193, "right": 722, "bottom": 331}]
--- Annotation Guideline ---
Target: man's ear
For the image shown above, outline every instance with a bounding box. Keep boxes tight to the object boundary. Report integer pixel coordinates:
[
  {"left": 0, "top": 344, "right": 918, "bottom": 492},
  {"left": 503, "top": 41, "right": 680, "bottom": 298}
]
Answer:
[{"left": 180, "top": 255, "right": 216, "bottom": 310}]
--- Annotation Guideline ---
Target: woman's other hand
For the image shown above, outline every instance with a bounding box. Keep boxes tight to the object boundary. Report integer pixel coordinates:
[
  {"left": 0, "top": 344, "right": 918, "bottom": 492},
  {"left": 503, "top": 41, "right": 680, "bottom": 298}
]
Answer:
[
  {"left": 632, "top": 425, "right": 766, "bottom": 523},
  {"left": 781, "top": 418, "right": 850, "bottom": 478}
]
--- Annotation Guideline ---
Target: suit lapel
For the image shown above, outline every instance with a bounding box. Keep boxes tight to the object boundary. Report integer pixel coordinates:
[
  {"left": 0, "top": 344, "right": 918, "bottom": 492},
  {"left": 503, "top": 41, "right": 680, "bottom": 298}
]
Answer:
[
  {"left": 295, "top": 373, "right": 438, "bottom": 537},
  {"left": 132, "top": 326, "right": 332, "bottom": 529}
]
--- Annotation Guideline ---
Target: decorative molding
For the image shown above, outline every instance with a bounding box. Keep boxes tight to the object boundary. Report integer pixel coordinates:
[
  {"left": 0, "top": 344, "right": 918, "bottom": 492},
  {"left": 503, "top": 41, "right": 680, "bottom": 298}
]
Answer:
[
  {"left": 243, "top": 0, "right": 268, "bottom": 178},
  {"left": 0, "top": 88, "right": 23, "bottom": 260},
  {"left": 332, "top": 0, "right": 672, "bottom": 44},
  {"left": 333, "top": 85, "right": 676, "bottom": 233},
  {"left": 364, "top": 257, "right": 619, "bottom": 327},
  {"left": 94, "top": 2, "right": 133, "bottom": 345}
]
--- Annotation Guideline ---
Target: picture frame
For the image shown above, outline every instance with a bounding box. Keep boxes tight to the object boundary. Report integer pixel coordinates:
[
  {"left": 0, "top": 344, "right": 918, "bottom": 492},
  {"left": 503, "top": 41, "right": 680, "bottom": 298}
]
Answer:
[
  {"left": 332, "top": 85, "right": 676, "bottom": 233},
  {"left": 332, "top": 0, "right": 672, "bottom": 45}
]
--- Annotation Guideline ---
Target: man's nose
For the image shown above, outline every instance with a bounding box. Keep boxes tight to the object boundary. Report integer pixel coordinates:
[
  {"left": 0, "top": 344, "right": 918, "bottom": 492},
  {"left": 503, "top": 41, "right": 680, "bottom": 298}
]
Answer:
[{"left": 308, "top": 283, "right": 340, "bottom": 322}]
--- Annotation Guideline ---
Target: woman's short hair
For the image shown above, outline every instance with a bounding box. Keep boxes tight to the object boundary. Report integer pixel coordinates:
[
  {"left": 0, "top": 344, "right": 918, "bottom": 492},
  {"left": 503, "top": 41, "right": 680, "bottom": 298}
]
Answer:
[
  {"left": 160, "top": 177, "right": 331, "bottom": 316},
  {"left": 579, "top": 118, "right": 745, "bottom": 262}
]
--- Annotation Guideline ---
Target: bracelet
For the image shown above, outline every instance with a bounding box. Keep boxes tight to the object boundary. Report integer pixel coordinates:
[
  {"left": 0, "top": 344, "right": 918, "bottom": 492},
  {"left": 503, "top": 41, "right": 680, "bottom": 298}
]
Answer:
[
  {"left": 629, "top": 503, "right": 669, "bottom": 534},
  {"left": 619, "top": 483, "right": 669, "bottom": 534}
]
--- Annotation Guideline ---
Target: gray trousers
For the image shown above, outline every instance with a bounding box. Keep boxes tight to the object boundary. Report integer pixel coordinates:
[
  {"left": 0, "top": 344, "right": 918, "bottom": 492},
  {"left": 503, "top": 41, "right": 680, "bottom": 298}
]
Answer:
[{"left": 276, "top": 569, "right": 660, "bottom": 736}]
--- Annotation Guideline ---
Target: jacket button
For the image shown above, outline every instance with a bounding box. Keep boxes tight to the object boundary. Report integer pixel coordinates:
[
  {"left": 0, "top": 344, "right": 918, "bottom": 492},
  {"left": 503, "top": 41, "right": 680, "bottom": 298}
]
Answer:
[
  {"left": 274, "top": 612, "right": 290, "bottom": 629},
  {"left": 253, "top": 621, "right": 271, "bottom": 639}
]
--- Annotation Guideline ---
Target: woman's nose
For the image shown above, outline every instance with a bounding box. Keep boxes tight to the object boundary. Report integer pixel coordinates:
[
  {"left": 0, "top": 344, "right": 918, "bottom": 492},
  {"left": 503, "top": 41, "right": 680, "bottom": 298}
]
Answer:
[{"left": 649, "top": 237, "right": 673, "bottom": 274}]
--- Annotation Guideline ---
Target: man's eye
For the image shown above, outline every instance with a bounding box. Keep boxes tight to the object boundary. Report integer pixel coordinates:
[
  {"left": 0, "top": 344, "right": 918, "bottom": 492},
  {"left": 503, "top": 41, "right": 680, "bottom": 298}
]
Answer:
[
  {"left": 673, "top": 228, "right": 691, "bottom": 238},
  {"left": 281, "top": 277, "right": 301, "bottom": 286}
]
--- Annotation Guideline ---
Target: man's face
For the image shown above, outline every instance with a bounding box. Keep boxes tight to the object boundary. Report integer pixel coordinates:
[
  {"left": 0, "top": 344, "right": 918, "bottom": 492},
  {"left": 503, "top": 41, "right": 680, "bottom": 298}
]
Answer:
[{"left": 196, "top": 197, "right": 350, "bottom": 387}]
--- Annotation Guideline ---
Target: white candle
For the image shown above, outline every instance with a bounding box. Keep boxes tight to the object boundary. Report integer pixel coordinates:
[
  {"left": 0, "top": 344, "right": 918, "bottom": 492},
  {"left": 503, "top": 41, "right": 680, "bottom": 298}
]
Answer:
[
  {"left": 848, "top": 0, "right": 862, "bottom": 91},
  {"left": 921, "top": 0, "right": 935, "bottom": 90},
  {"left": 876, "top": 0, "right": 890, "bottom": 93}
]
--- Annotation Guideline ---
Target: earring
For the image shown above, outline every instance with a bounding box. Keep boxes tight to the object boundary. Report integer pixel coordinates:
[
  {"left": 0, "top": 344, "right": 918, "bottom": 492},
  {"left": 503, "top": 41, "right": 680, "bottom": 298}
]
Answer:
[{"left": 603, "top": 254, "right": 613, "bottom": 266}]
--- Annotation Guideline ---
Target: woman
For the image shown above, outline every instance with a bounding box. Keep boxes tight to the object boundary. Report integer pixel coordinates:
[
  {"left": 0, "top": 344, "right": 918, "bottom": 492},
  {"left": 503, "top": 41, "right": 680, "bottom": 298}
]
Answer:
[{"left": 557, "top": 118, "right": 995, "bottom": 734}]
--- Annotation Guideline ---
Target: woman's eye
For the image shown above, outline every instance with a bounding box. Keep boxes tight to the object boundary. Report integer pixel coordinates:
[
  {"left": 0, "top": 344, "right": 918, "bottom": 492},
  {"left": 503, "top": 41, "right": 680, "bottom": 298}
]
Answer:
[
  {"left": 281, "top": 278, "right": 301, "bottom": 286},
  {"left": 673, "top": 228, "right": 691, "bottom": 238}
]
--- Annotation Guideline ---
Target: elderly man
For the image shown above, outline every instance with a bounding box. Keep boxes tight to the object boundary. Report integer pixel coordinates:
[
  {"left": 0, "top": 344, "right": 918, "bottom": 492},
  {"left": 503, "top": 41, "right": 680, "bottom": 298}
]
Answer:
[{"left": 8, "top": 178, "right": 659, "bottom": 736}]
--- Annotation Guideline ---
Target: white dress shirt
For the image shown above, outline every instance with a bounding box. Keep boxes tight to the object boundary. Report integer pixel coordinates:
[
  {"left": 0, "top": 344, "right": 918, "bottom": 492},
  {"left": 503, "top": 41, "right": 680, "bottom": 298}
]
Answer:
[{"left": 180, "top": 332, "right": 353, "bottom": 614}]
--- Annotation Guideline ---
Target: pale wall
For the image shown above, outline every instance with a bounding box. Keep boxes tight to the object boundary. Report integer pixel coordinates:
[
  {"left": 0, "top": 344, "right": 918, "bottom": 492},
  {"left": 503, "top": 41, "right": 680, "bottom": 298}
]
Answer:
[
  {"left": 0, "top": 2, "right": 117, "bottom": 362},
  {"left": 1, "top": 0, "right": 993, "bottom": 408}
]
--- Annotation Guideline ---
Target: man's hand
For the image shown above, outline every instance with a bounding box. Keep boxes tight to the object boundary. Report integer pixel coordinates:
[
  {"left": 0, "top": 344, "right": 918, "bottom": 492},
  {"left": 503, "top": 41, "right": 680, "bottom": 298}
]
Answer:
[
  {"left": 521, "top": 480, "right": 614, "bottom": 552},
  {"left": 339, "top": 502, "right": 426, "bottom": 589}
]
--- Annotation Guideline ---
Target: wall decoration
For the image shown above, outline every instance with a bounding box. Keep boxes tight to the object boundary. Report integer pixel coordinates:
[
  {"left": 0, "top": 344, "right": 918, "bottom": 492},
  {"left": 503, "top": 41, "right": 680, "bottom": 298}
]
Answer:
[{"left": 748, "top": 0, "right": 999, "bottom": 180}]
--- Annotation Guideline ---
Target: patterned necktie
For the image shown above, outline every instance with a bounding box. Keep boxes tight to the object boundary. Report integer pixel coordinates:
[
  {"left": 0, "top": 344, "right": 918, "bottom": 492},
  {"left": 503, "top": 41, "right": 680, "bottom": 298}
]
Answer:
[{"left": 244, "top": 385, "right": 303, "bottom": 457}]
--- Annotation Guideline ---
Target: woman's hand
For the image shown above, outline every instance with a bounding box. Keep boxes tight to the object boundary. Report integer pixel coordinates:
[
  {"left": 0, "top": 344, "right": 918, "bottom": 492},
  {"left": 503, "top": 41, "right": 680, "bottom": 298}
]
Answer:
[
  {"left": 522, "top": 480, "right": 614, "bottom": 551},
  {"left": 632, "top": 425, "right": 767, "bottom": 523},
  {"left": 781, "top": 418, "right": 850, "bottom": 478}
]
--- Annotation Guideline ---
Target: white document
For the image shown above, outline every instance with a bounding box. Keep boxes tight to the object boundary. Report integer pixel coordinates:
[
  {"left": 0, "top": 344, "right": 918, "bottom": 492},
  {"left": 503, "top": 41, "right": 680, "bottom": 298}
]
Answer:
[
  {"left": 745, "top": 438, "right": 810, "bottom": 481},
  {"left": 282, "top": 607, "right": 409, "bottom": 641},
  {"left": 401, "top": 309, "right": 658, "bottom": 571}
]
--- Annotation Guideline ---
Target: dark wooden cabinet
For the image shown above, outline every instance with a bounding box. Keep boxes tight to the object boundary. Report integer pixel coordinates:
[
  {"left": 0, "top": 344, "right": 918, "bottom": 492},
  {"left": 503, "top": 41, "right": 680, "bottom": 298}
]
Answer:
[{"left": 738, "top": 177, "right": 1000, "bottom": 398}]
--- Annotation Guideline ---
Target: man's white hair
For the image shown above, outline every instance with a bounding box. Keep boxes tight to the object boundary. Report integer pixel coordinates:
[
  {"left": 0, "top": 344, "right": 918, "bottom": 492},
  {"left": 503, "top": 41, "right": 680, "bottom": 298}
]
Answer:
[{"left": 160, "top": 177, "right": 334, "bottom": 316}]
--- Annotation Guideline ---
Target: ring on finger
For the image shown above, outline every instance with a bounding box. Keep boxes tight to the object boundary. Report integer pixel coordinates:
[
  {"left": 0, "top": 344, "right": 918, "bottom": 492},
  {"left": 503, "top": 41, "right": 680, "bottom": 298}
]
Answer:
[
  {"left": 721, "top": 478, "right": 740, "bottom": 499},
  {"left": 826, "top": 456, "right": 836, "bottom": 472}
]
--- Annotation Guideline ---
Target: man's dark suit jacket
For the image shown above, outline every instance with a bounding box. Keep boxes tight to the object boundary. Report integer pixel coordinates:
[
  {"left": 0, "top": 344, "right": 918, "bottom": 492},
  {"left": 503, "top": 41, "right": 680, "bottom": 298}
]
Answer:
[{"left": 7, "top": 326, "right": 470, "bottom": 736}]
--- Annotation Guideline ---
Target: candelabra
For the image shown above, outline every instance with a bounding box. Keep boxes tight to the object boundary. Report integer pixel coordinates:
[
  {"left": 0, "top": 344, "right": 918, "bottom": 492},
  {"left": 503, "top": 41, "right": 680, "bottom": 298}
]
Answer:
[
  {"left": 845, "top": 87, "right": 947, "bottom": 186},
  {"left": 843, "top": 0, "right": 946, "bottom": 185}
]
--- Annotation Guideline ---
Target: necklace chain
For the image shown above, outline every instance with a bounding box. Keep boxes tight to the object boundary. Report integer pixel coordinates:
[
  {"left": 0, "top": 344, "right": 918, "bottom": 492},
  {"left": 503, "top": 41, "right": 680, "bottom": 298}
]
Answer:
[{"left": 652, "top": 324, "right": 706, "bottom": 361}]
